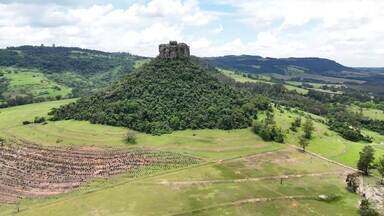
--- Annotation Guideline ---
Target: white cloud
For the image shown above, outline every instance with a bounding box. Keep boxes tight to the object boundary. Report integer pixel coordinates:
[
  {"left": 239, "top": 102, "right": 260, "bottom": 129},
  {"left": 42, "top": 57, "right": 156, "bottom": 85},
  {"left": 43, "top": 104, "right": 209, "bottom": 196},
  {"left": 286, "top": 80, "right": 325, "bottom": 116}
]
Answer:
[
  {"left": 0, "top": 0, "right": 383, "bottom": 66},
  {"left": 211, "top": 0, "right": 384, "bottom": 66},
  {"left": 0, "top": 0, "right": 215, "bottom": 56}
]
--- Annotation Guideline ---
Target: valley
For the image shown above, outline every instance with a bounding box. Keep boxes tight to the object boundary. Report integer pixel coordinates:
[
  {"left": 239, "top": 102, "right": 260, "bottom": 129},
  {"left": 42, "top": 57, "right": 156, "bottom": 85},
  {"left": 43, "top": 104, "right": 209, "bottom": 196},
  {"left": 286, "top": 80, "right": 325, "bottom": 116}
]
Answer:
[
  {"left": 0, "top": 43, "right": 383, "bottom": 215},
  {"left": 0, "top": 97, "right": 383, "bottom": 215}
]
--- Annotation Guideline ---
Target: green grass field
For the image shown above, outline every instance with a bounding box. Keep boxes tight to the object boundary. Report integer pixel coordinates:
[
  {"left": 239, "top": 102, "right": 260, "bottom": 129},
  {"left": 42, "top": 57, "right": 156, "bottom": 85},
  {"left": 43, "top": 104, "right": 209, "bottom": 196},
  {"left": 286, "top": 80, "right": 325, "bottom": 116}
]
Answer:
[
  {"left": 349, "top": 105, "right": 384, "bottom": 121},
  {"left": 1, "top": 67, "right": 72, "bottom": 99},
  {"left": 218, "top": 68, "right": 309, "bottom": 95},
  {"left": 1, "top": 100, "right": 382, "bottom": 215}
]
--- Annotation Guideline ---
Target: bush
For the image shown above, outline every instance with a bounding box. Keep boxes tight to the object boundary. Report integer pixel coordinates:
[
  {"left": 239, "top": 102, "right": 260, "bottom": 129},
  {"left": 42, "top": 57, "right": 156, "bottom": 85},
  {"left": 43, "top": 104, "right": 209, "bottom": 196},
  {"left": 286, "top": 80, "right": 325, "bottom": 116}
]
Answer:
[
  {"left": 125, "top": 131, "right": 137, "bottom": 144},
  {"left": 359, "top": 198, "right": 379, "bottom": 216},
  {"left": 316, "top": 194, "right": 341, "bottom": 203},
  {"left": 22, "top": 121, "right": 32, "bottom": 125},
  {"left": 33, "top": 116, "right": 46, "bottom": 124}
]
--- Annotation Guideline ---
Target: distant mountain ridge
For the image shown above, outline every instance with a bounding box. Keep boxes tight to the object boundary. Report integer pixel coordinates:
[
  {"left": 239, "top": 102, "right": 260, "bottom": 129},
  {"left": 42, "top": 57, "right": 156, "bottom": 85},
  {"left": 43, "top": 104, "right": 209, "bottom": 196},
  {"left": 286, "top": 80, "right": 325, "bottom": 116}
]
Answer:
[
  {"left": 1, "top": 45, "right": 141, "bottom": 74},
  {"left": 205, "top": 55, "right": 354, "bottom": 76}
]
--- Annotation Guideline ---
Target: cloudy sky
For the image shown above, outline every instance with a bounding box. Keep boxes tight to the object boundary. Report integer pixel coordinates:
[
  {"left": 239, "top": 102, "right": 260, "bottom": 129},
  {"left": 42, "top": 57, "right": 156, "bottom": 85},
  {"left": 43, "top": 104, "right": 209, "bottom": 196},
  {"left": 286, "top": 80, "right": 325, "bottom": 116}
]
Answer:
[{"left": 0, "top": 0, "right": 383, "bottom": 66}]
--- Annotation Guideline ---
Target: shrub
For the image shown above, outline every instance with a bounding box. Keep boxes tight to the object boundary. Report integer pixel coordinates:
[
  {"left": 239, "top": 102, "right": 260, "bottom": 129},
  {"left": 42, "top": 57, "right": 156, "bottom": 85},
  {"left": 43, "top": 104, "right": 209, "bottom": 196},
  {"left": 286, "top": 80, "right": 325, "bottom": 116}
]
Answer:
[
  {"left": 346, "top": 173, "right": 360, "bottom": 193},
  {"left": 316, "top": 194, "right": 341, "bottom": 203},
  {"left": 125, "top": 131, "right": 137, "bottom": 144},
  {"left": 359, "top": 198, "right": 379, "bottom": 216},
  {"left": 22, "top": 121, "right": 32, "bottom": 125},
  {"left": 33, "top": 116, "right": 46, "bottom": 124}
]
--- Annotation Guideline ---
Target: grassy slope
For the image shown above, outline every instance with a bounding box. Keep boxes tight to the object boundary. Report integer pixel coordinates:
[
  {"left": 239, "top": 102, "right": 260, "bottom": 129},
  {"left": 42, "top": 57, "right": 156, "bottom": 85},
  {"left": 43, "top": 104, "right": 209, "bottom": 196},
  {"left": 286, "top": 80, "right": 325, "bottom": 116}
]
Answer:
[
  {"left": 349, "top": 105, "right": 384, "bottom": 121},
  {"left": 1, "top": 100, "right": 383, "bottom": 215},
  {"left": 1, "top": 100, "right": 383, "bottom": 165},
  {"left": 271, "top": 109, "right": 384, "bottom": 167},
  {"left": 1, "top": 67, "right": 72, "bottom": 98}
]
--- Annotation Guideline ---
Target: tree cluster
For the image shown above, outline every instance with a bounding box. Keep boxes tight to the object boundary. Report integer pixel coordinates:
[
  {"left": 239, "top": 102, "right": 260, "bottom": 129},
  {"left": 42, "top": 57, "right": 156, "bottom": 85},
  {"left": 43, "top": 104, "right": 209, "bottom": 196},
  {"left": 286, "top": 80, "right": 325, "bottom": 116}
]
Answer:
[
  {"left": 327, "top": 107, "right": 372, "bottom": 142},
  {"left": 252, "top": 112, "right": 285, "bottom": 143}
]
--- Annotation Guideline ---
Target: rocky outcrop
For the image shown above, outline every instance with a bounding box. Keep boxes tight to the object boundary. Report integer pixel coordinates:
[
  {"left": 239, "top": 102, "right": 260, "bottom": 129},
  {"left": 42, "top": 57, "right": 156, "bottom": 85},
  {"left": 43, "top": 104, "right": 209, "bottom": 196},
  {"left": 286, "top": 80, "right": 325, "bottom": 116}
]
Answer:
[{"left": 159, "top": 41, "right": 190, "bottom": 59}]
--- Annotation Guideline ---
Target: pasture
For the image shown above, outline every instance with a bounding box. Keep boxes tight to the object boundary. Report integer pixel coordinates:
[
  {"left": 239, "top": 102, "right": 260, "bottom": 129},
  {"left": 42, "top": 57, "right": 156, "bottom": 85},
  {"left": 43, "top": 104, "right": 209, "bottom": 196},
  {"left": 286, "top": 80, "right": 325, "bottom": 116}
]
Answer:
[
  {"left": 1, "top": 67, "right": 72, "bottom": 99},
  {"left": 0, "top": 100, "right": 383, "bottom": 215}
]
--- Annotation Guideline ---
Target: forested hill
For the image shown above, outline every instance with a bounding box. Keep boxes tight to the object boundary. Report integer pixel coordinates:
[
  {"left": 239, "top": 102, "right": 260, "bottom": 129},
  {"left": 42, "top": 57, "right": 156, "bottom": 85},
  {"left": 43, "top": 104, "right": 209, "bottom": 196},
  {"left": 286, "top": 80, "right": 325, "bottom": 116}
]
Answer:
[
  {"left": 1, "top": 46, "right": 140, "bottom": 73},
  {"left": 51, "top": 58, "right": 270, "bottom": 135},
  {"left": 205, "top": 55, "right": 353, "bottom": 75},
  {"left": 0, "top": 45, "right": 146, "bottom": 107}
]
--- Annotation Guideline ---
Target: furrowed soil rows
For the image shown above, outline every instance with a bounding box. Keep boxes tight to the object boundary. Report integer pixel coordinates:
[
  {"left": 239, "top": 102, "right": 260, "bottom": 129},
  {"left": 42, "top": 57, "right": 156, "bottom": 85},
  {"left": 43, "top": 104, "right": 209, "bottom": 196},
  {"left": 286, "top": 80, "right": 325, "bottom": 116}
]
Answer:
[{"left": 0, "top": 140, "right": 200, "bottom": 203}]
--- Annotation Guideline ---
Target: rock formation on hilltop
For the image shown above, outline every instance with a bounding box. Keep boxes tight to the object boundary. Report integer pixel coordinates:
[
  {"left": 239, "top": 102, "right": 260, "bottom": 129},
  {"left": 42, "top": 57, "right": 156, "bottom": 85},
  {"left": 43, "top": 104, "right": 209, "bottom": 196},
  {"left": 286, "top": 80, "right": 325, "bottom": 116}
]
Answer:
[{"left": 159, "top": 41, "right": 190, "bottom": 59}]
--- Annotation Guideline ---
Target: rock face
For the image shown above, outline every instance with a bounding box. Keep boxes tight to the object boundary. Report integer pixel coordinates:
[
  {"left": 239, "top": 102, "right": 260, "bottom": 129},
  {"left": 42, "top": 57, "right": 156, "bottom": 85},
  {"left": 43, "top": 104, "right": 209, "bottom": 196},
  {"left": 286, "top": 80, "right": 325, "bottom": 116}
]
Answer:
[{"left": 159, "top": 41, "right": 190, "bottom": 59}]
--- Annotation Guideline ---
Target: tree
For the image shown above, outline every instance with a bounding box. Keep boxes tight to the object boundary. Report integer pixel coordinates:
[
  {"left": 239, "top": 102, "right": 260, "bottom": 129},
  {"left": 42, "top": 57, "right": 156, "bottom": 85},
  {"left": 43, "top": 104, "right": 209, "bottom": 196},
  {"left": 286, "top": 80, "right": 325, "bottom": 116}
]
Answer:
[
  {"left": 357, "top": 145, "right": 375, "bottom": 175},
  {"left": 303, "top": 117, "right": 314, "bottom": 139},
  {"left": 294, "top": 117, "right": 302, "bottom": 127},
  {"left": 290, "top": 117, "right": 302, "bottom": 132},
  {"left": 299, "top": 136, "right": 309, "bottom": 152},
  {"left": 265, "top": 111, "right": 275, "bottom": 125},
  {"left": 359, "top": 198, "right": 379, "bottom": 216},
  {"left": 346, "top": 173, "right": 360, "bottom": 193},
  {"left": 377, "top": 156, "right": 384, "bottom": 184}
]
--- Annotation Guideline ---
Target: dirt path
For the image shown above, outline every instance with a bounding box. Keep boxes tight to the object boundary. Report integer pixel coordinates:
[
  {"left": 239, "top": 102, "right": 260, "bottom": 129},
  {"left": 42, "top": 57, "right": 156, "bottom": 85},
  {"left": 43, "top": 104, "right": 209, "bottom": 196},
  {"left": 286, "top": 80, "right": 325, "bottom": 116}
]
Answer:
[
  {"left": 147, "top": 171, "right": 349, "bottom": 186},
  {"left": 288, "top": 145, "right": 361, "bottom": 172}
]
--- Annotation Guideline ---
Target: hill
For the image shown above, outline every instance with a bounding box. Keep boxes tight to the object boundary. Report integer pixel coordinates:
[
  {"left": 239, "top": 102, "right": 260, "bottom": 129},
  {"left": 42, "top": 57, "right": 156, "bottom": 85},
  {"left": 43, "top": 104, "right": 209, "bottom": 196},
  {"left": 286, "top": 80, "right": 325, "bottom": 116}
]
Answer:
[
  {"left": 0, "top": 45, "right": 145, "bottom": 107},
  {"left": 205, "top": 55, "right": 353, "bottom": 76},
  {"left": 50, "top": 42, "right": 266, "bottom": 135},
  {"left": 208, "top": 55, "right": 384, "bottom": 97}
]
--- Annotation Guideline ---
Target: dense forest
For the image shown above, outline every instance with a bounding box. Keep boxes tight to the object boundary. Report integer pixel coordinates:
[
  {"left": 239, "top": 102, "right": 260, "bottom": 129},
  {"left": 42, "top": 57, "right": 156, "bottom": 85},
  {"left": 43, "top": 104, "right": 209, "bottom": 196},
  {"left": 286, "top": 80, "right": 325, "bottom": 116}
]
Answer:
[{"left": 50, "top": 58, "right": 270, "bottom": 135}]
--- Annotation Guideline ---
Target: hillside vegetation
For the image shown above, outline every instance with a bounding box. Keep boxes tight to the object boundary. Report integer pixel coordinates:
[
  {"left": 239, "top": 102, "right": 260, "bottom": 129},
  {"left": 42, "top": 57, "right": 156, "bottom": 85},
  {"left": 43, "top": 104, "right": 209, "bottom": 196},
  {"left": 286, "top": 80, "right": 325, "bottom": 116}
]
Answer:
[
  {"left": 51, "top": 58, "right": 269, "bottom": 134},
  {"left": 0, "top": 67, "right": 71, "bottom": 106},
  {"left": 0, "top": 46, "right": 144, "bottom": 107},
  {"left": 208, "top": 55, "right": 384, "bottom": 97},
  {"left": 207, "top": 55, "right": 351, "bottom": 75}
]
